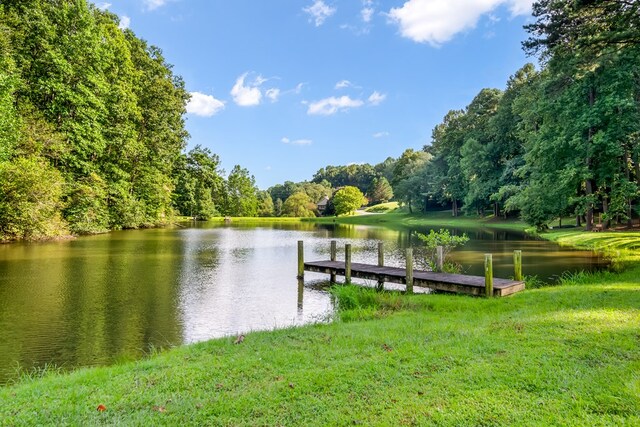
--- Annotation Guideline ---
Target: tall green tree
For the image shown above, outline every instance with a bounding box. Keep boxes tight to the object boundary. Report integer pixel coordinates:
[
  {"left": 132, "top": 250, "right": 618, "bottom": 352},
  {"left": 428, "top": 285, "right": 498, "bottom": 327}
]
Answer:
[
  {"left": 225, "top": 165, "right": 258, "bottom": 217},
  {"left": 332, "top": 186, "right": 367, "bottom": 216}
]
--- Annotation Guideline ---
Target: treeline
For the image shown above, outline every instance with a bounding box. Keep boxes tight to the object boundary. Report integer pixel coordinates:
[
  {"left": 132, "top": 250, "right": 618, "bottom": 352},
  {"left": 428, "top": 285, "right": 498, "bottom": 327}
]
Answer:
[
  {"left": 416, "top": 0, "right": 640, "bottom": 230},
  {"left": 0, "top": 0, "right": 260, "bottom": 241}
]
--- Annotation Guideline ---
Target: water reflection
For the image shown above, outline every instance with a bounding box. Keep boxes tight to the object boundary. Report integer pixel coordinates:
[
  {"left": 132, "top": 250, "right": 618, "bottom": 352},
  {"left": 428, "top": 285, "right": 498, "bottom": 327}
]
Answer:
[{"left": 0, "top": 221, "right": 606, "bottom": 383}]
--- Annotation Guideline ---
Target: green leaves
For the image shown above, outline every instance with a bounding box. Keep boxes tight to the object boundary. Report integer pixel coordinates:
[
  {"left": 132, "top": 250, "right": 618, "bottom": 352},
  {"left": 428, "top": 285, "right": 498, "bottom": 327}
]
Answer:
[{"left": 332, "top": 186, "right": 367, "bottom": 216}]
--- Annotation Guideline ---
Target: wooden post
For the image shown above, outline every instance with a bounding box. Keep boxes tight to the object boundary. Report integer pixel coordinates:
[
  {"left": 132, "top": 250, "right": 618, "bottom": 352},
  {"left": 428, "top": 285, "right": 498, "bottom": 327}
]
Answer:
[
  {"left": 377, "top": 242, "right": 384, "bottom": 291},
  {"left": 297, "top": 240, "right": 304, "bottom": 279},
  {"left": 345, "top": 244, "right": 352, "bottom": 284},
  {"left": 297, "top": 277, "right": 304, "bottom": 310},
  {"left": 405, "top": 248, "right": 413, "bottom": 294},
  {"left": 330, "top": 240, "right": 337, "bottom": 283},
  {"left": 436, "top": 245, "right": 444, "bottom": 272},
  {"left": 513, "top": 250, "right": 523, "bottom": 281},
  {"left": 484, "top": 254, "right": 493, "bottom": 298}
]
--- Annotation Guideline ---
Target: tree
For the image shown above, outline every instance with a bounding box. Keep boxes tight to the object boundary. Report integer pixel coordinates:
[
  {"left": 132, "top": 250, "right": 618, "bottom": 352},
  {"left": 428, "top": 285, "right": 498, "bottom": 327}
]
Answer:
[
  {"left": 282, "top": 192, "right": 316, "bottom": 217},
  {"left": 332, "top": 186, "right": 367, "bottom": 216},
  {"left": 368, "top": 177, "right": 393, "bottom": 204},
  {"left": 0, "top": 157, "right": 67, "bottom": 241},
  {"left": 257, "top": 191, "right": 274, "bottom": 217},
  {"left": 274, "top": 198, "right": 283, "bottom": 217},
  {"left": 225, "top": 165, "right": 258, "bottom": 217}
]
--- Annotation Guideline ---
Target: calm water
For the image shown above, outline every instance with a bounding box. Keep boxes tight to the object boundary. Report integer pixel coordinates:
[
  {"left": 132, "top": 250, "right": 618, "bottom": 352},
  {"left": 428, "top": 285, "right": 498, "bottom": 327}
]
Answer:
[{"left": 0, "top": 222, "right": 606, "bottom": 383}]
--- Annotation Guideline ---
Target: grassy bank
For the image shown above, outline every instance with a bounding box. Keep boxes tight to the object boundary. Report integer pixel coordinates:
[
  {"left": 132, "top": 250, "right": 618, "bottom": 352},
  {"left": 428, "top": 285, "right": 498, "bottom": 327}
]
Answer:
[
  {"left": 309, "top": 210, "right": 529, "bottom": 231},
  {"left": 2, "top": 231, "right": 639, "bottom": 425}
]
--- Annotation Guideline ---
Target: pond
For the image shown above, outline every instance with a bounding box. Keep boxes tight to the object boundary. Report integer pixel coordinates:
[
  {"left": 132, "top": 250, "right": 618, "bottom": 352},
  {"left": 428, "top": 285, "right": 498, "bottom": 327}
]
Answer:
[{"left": 0, "top": 221, "right": 607, "bottom": 383}]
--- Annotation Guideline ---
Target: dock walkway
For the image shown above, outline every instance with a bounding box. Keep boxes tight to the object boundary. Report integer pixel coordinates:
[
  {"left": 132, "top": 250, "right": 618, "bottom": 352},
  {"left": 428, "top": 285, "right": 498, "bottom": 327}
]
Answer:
[{"left": 304, "top": 260, "right": 525, "bottom": 297}]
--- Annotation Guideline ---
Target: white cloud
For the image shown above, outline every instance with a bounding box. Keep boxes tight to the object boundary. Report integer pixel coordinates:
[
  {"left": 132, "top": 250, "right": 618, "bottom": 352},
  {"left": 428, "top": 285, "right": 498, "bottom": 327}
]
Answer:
[
  {"left": 186, "top": 92, "right": 225, "bottom": 117},
  {"left": 307, "top": 96, "right": 365, "bottom": 115},
  {"left": 335, "top": 80, "right": 352, "bottom": 89},
  {"left": 508, "top": 0, "right": 533, "bottom": 15},
  {"left": 368, "top": 91, "right": 386, "bottom": 106},
  {"left": 231, "top": 73, "right": 263, "bottom": 107},
  {"left": 118, "top": 16, "right": 131, "bottom": 30},
  {"left": 96, "top": 2, "right": 111, "bottom": 10},
  {"left": 266, "top": 88, "right": 281, "bottom": 102},
  {"left": 373, "top": 131, "right": 389, "bottom": 138},
  {"left": 361, "top": 7, "right": 374, "bottom": 22},
  {"left": 143, "top": 0, "right": 168, "bottom": 10},
  {"left": 387, "top": 0, "right": 533, "bottom": 46},
  {"left": 303, "top": 0, "right": 336, "bottom": 27},
  {"left": 282, "top": 137, "right": 312, "bottom": 145}
]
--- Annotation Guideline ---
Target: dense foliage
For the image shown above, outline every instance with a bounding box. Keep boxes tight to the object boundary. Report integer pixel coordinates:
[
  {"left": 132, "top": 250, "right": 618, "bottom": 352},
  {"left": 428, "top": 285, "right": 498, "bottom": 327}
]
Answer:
[
  {"left": 0, "top": 0, "right": 261, "bottom": 240},
  {"left": 0, "top": 0, "right": 189, "bottom": 239}
]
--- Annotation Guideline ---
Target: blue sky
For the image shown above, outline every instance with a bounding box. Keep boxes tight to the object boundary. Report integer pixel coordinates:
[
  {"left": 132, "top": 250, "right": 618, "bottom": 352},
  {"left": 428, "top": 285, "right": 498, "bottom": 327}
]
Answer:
[{"left": 97, "top": 0, "right": 535, "bottom": 189}]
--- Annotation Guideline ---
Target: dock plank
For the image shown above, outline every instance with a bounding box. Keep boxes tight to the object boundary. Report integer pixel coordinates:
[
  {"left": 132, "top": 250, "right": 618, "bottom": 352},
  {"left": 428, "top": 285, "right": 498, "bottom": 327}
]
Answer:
[{"left": 304, "top": 260, "right": 525, "bottom": 297}]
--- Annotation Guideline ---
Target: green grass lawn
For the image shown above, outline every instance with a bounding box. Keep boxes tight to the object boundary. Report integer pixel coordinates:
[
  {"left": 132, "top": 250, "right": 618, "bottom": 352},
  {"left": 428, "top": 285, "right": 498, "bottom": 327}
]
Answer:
[
  {"left": 310, "top": 210, "right": 529, "bottom": 231},
  {"left": 2, "top": 223, "right": 638, "bottom": 426},
  {"left": 364, "top": 202, "right": 400, "bottom": 213}
]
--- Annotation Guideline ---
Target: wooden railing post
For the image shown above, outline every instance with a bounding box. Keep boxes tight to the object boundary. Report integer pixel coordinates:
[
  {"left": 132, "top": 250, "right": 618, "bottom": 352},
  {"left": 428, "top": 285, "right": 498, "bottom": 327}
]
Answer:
[
  {"left": 405, "top": 248, "right": 413, "bottom": 294},
  {"left": 345, "top": 244, "right": 352, "bottom": 284},
  {"left": 513, "top": 250, "right": 523, "bottom": 281},
  {"left": 330, "top": 240, "right": 337, "bottom": 283},
  {"left": 297, "top": 240, "right": 304, "bottom": 279},
  {"left": 377, "top": 242, "right": 384, "bottom": 291},
  {"left": 436, "top": 245, "right": 444, "bottom": 272},
  {"left": 484, "top": 254, "right": 493, "bottom": 297}
]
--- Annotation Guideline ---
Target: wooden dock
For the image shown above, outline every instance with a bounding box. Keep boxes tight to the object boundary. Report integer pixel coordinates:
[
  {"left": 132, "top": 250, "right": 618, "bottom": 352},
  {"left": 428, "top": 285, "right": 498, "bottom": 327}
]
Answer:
[
  {"left": 304, "top": 260, "right": 525, "bottom": 297},
  {"left": 297, "top": 240, "right": 525, "bottom": 297}
]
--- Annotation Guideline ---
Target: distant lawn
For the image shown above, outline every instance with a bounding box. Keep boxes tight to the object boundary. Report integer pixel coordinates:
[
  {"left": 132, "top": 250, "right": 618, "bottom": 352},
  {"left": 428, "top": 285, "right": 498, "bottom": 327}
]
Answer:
[
  {"left": 206, "top": 216, "right": 305, "bottom": 223},
  {"left": 364, "top": 202, "right": 399, "bottom": 213},
  {"left": 310, "top": 210, "right": 528, "bottom": 231}
]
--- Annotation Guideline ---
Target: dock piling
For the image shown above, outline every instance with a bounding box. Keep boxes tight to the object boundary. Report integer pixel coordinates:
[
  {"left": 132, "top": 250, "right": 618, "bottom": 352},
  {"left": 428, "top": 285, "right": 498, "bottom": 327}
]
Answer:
[
  {"left": 330, "top": 240, "right": 337, "bottom": 283},
  {"left": 297, "top": 241, "right": 304, "bottom": 279},
  {"left": 513, "top": 250, "right": 523, "bottom": 281},
  {"left": 484, "top": 254, "right": 493, "bottom": 297},
  {"left": 345, "top": 244, "right": 352, "bottom": 284},
  {"left": 436, "top": 245, "right": 444, "bottom": 272},
  {"left": 405, "top": 248, "right": 414, "bottom": 294},
  {"left": 377, "top": 242, "right": 384, "bottom": 291}
]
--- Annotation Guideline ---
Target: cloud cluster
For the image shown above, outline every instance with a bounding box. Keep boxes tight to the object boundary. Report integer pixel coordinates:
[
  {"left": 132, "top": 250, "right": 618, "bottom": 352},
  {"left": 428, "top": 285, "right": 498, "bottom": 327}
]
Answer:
[
  {"left": 307, "top": 90, "right": 385, "bottom": 115},
  {"left": 388, "top": 0, "right": 533, "bottom": 46},
  {"left": 368, "top": 91, "right": 386, "bottom": 106},
  {"left": 231, "top": 73, "right": 263, "bottom": 107},
  {"left": 143, "top": 0, "right": 168, "bottom": 11},
  {"left": 186, "top": 92, "right": 225, "bottom": 117},
  {"left": 361, "top": 0, "right": 374, "bottom": 23},
  {"left": 281, "top": 137, "right": 312, "bottom": 145},
  {"left": 373, "top": 131, "right": 390, "bottom": 138},
  {"left": 303, "top": 0, "right": 336, "bottom": 27}
]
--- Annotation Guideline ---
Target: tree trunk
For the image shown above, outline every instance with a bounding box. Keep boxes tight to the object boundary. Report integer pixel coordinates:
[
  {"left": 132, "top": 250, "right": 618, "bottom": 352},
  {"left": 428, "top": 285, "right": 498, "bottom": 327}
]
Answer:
[
  {"left": 452, "top": 199, "right": 458, "bottom": 217},
  {"left": 585, "top": 179, "right": 595, "bottom": 231},
  {"left": 602, "top": 191, "right": 610, "bottom": 230},
  {"left": 576, "top": 215, "right": 581, "bottom": 227},
  {"left": 625, "top": 150, "right": 633, "bottom": 228},
  {"left": 585, "top": 86, "right": 596, "bottom": 232}
]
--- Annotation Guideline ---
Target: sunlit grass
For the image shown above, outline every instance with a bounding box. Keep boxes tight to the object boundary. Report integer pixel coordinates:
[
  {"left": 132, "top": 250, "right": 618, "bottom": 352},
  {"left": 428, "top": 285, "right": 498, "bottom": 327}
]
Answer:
[
  {"left": 310, "top": 210, "right": 529, "bottom": 231},
  {"left": 364, "top": 202, "right": 399, "bottom": 213}
]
